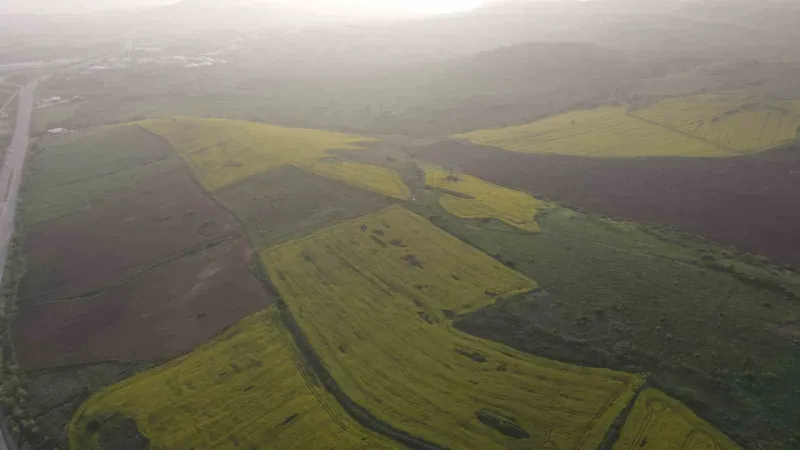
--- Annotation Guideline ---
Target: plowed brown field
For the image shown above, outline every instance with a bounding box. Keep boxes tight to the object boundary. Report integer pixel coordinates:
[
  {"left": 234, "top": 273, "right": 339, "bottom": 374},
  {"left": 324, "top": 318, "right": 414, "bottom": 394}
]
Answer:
[
  {"left": 13, "top": 237, "right": 273, "bottom": 369},
  {"left": 418, "top": 140, "right": 800, "bottom": 267},
  {"left": 19, "top": 160, "right": 240, "bottom": 305}
]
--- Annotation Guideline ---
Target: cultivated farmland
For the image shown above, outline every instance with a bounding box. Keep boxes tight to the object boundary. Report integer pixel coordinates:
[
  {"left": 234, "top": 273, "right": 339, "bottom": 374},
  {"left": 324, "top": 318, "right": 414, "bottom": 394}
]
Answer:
[
  {"left": 18, "top": 159, "right": 239, "bottom": 304},
  {"left": 417, "top": 139, "right": 800, "bottom": 268},
  {"left": 69, "top": 307, "right": 397, "bottom": 450},
  {"left": 453, "top": 106, "right": 728, "bottom": 158},
  {"left": 613, "top": 389, "right": 741, "bottom": 450},
  {"left": 264, "top": 206, "right": 644, "bottom": 450},
  {"left": 9, "top": 126, "right": 278, "bottom": 447},
  {"left": 406, "top": 189, "right": 800, "bottom": 448},
  {"left": 215, "top": 165, "right": 394, "bottom": 249},
  {"left": 13, "top": 236, "right": 271, "bottom": 368},
  {"left": 633, "top": 95, "right": 800, "bottom": 152},
  {"left": 139, "top": 117, "right": 410, "bottom": 199},
  {"left": 425, "top": 168, "right": 549, "bottom": 232},
  {"left": 308, "top": 158, "right": 411, "bottom": 200},
  {"left": 22, "top": 125, "right": 175, "bottom": 224}
]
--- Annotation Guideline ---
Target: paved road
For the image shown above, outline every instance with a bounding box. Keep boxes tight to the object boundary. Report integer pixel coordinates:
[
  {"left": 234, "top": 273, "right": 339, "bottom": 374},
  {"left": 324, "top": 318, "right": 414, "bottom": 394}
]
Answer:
[
  {"left": 0, "top": 80, "right": 35, "bottom": 450},
  {"left": 0, "top": 79, "right": 36, "bottom": 287}
]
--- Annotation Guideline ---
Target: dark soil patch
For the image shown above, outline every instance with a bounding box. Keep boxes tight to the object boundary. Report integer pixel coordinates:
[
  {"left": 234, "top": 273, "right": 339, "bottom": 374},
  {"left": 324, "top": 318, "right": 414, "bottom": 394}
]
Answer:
[
  {"left": 97, "top": 414, "right": 150, "bottom": 450},
  {"left": 418, "top": 311, "right": 438, "bottom": 324},
  {"left": 215, "top": 165, "right": 394, "bottom": 250},
  {"left": 19, "top": 163, "right": 240, "bottom": 305},
  {"left": 404, "top": 254, "right": 424, "bottom": 269},
  {"left": 775, "top": 321, "right": 800, "bottom": 341},
  {"left": 13, "top": 237, "right": 273, "bottom": 369},
  {"left": 280, "top": 414, "right": 299, "bottom": 427},
  {"left": 476, "top": 410, "right": 530, "bottom": 439},
  {"left": 371, "top": 235, "right": 388, "bottom": 248},
  {"left": 455, "top": 348, "right": 487, "bottom": 363},
  {"left": 417, "top": 140, "right": 800, "bottom": 268}
]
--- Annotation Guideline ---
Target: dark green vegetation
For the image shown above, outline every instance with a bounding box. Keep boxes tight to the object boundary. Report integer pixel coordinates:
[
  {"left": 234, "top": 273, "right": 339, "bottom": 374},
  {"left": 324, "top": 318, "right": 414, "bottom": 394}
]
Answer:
[
  {"left": 24, "top": 363, "right": 155, "bottom": 450},
  {"left": 215, "top": 165, "right": 394, "bottom": 249},
  {"left": 406, "top": 188, "right": 800, "bottom": 449}
]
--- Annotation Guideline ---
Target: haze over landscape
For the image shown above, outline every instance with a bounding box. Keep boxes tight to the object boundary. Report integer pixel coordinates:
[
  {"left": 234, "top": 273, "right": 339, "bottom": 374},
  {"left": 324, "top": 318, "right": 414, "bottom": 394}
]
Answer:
[
  {"left": 1, "top": 0, "right": 488, "bottom": 16},
  {"left": 0, "top": 1, "right": 798, "bottom": 450}
]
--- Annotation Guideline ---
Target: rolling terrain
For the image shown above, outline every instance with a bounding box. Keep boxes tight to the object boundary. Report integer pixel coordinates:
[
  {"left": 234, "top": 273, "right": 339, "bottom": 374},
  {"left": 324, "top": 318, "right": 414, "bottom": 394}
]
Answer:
[
  {"left": 138, "top": 118, "right": 409, "bottom": 199},
  {"left": 425, "top": 168, "right": 549, "bottom": 232},
  {"left": 455, "top": 95, "right": 800, "bottom": 157},
  {"left": 417, "top": 139, "right": 800, "bottom": 268},
  {"left": 5, "top": 116, "right": 769, "bottom": 449},
  {"left": 263, "top": 206, "right": 641, "bottom": 449},
  {"left": 69, "top": 307, "right": 398, "bottom": 450},
  {"left": 4, "top": 3, "right": 800, "bottom": 446}
]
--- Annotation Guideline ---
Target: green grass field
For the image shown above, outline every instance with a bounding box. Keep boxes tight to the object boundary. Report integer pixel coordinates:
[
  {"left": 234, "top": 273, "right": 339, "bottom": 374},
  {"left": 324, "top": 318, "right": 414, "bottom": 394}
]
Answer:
[
  {"left": 33, "top": 102, "right": 81, "bottom": 135},
  {"left": 21, "top": 125, "right": 177, "bottom": 224},
  {"left": 138, "top": 118, "right": 410, "bottom": 199},
  {"left": 453, "top": 106, "right": 729, "bottom": 158},
  {"left": 263, "top": 206, "right": 644, "bottom": 450},
  {"left": 425, "top": 168, "right": 549, "bottom": 232},
  {"left": 69, "top": 307, "right": 397, "bottom": 450},
  {"left": 633, "top": 95, "right": 800, "bottom": 151},
  {"left": 406, "top": 188, "right": 800, "bottom": 448},
  {"left": 215, "top": 166, "right": 395, "bottom": 250},
  {"left": 614, "top": 389, "right": 741, "bottom": 450}
]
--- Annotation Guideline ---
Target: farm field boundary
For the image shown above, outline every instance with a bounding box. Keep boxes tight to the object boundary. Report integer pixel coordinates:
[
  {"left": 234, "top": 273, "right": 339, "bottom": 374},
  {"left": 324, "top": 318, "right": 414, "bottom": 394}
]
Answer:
[
  {"left": 138, "top": 117, "right": 411, "bottom": 199},
  {"left": 263, "top": 206, "right": 645, "bottom": 449},
  {"left": 68, "top": 306, "right": 399, "bottom": 450}
]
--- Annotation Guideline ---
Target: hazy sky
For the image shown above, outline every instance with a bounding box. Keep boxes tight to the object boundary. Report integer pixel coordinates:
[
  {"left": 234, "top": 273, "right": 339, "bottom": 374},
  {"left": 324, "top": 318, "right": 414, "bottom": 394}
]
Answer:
[{"left": 1, "top": 0, "right": 488, "bottom": 15}]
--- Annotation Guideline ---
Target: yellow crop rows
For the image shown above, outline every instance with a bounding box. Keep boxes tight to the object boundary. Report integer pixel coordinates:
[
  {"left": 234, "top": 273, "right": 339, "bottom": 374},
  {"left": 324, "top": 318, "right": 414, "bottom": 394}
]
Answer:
[
  {"left": 309, "top": 158, "right": 412, "bottom": 200},
  {"left": 139, "top": 117, "right": 409, "bottom": 199},
  {"left": 632, "top": 94, "right": 800, "bottom": 152},
  {"left": 613, "top": 389, "right": 741, "bottom": 450},
  {"left": 69, "top": 307, "right": 398, "bottom": 450},
  {"left": 425, "top": 168, "right": 549, "bottom": 232},
  {"left": 453, "top": 106, "right": 728, "bottom": 158},
  {"left": 263, "top": 206, "right": 644, "bottom": 449}
]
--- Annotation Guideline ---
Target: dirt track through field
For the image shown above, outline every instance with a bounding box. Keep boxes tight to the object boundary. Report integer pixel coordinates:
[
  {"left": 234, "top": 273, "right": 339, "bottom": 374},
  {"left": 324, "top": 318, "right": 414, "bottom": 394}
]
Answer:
[{"left": 418, "top": 140, "right": 800, "bottom": 267}]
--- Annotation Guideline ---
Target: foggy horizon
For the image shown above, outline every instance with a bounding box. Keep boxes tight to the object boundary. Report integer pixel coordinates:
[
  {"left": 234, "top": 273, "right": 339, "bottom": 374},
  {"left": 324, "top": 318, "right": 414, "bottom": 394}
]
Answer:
[
  {"left": 1, "top": 0, "right": 798, "bottom": 448},
  {"left": 1, "top": 0, "right": 495, "bottom": 16}
]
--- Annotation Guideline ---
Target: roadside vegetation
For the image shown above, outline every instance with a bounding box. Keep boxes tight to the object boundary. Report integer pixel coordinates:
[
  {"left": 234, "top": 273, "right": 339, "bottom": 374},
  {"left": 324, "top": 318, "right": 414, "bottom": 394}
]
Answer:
[
  {"left": 425, "top": 168, "right": 549, "bottom": 232},
  {"left": 264, "top": 206, "right": 643, "bottom": 450},
  {"left": 613, "top": 389, "right": 740, "bottom": 450},
  {"left": 3, "top": 126, "right": 274, "bottom": 448},
  {"left": 69, "top": 307, "right": 397, "bottom": 450}
]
